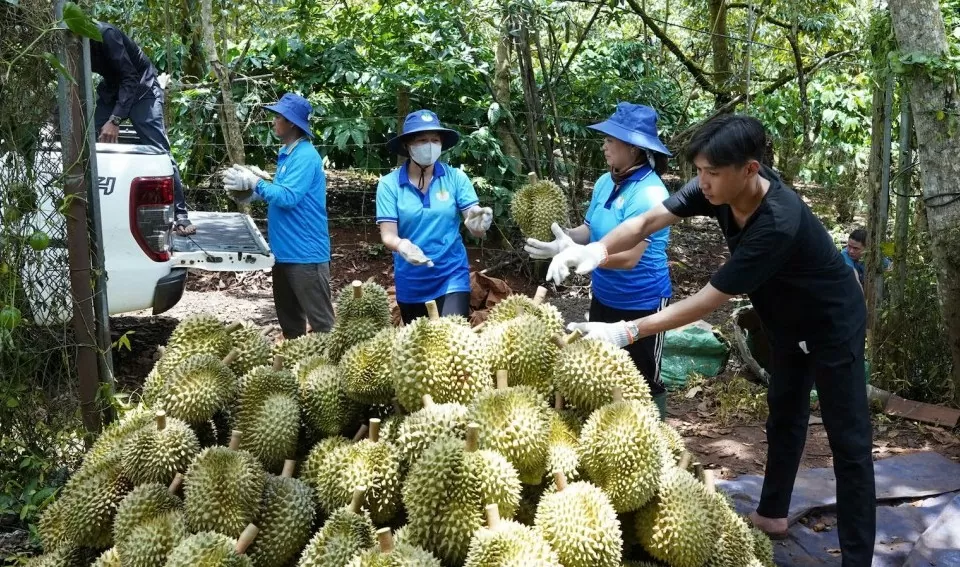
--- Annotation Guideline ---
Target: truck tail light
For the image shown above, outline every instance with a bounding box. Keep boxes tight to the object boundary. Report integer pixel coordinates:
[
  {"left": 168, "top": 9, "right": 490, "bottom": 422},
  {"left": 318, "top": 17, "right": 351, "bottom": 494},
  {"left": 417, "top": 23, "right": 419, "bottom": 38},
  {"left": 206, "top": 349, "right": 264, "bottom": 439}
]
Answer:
[{"left": 130, "top": 176, "right": 174, "bottom": 262}]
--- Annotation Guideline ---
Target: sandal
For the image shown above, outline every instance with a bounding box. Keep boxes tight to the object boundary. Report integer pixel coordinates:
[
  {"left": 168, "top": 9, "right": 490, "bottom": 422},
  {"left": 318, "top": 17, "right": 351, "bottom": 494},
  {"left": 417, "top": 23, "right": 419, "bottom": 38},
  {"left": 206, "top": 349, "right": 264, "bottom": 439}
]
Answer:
[{"left": 174, "top": 218, "right": 197, "bottom": 236}]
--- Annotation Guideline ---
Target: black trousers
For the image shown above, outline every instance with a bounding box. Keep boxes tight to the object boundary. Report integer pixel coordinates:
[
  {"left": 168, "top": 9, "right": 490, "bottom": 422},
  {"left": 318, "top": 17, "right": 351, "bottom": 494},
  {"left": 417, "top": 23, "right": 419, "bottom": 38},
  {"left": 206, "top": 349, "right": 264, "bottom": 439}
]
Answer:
[
  {"left": 272, "top": 262, "right": 335, "bottom": 339},
  {"left": 398, "top": 291, "right": 470, "bottom": 325},
  {"left": 589, "top": 296, "right": 669, "bottom": 396},
  {"left": 759, "top": 326, "right": 875, "bottom": 567}
]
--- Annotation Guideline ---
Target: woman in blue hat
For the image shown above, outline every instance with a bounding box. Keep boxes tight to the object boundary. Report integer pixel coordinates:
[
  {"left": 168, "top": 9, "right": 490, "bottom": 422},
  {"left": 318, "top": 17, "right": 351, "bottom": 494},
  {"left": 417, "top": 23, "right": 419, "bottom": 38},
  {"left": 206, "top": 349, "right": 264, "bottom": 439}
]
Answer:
[
  {"left": 376, "top": 110, "right": 493, "bottom": 324},
  {"left": 525, "top": 102, "right": 673, "bottom": 418}
]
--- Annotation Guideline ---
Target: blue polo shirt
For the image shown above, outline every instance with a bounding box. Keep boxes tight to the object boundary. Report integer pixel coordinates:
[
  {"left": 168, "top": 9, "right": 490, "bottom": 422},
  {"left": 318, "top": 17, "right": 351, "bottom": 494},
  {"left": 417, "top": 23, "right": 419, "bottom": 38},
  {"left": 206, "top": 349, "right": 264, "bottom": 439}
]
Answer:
[
  {"left": 841, "top": 247, "right": 891, "bottom": 285},
  {"left": 254, "top": 138, "right": 330, "bottom": 264},
  {"left": 375, "top": 161, "right": 479, "bottom": 304},
  {"left": 585, "top": 166, "right": 672, "bottom": 310}
]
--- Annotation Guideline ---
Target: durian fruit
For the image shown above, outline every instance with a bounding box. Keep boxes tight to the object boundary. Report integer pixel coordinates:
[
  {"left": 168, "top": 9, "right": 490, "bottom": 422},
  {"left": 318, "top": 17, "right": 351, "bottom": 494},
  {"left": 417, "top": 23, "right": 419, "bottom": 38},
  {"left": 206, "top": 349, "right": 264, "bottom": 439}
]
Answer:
[
  {"left": 545, "top": 400, "right": 581, "bottom": 482},
  {"left": 117, "top": 510, "right": 188, "bottom": 567},
  {"left": 23, "top": 546, "right": 84, "bottom": 567},
  {"left": 402, "top": 425, "right": 521, "bottom": 565},
  {"left": 194, "top": 408, "right": 234, "bottom": 449},
  {"left": 750, "top": 526, "right": 775, "bottom": 567},
  {"left": 301, "top": 435, "right": 351, "bottom": 497},
  {"left": 83, "top": 407, "right": 156, "bottom": 471},
  {"left": 579, "top": 388, "right": 667, "bottom": 513},
  {"left": 552, "top": 331, "right": 652, "bottom": 412},
  {"left": 394, "top": 394, "right": 468, "bottom": 467},
  {"left": 484, "top": 287, "right": 564, "bottom": 334},
  {"left": 469, "top": 371, "right": 551, "bottom": 485},
  {"left": 123, "top": 410, "right": 200, "bottom": 486},
  {"left": 463, "top": 504, "right": 562, "bottom": 567},
  {"left": 634, "top": 464, "right": 721, "bottom": 567},
  {"left": 342, "top": 327, "right": 398, "bottom": 406},
  {"left": 235, "top": 357, "right": 300, "bottom": 471},
  {"left": 246, "top": 460, "right": 316, "bottom": 567},
  {"left": 228, "top": 322, "right": 273, "bottom": 376},
  {"left": 378, "top": 408, "right": 406, "bottom": 445},
  {"left": 297, "top": 487, "right": 376, "bottom": 567},
  {"left": 157, "top": 350, "right": 239, "bottom": 425},
  {"left": 113, "top": 477, "right": 182, "bottom": 546},
  {"left": 183, "top": 431, "right": 265, "bottom": 537},
  {"left": 300, "top": 362, "right": 359, "bottom": 437},
  {"left": 293, "top": 354, "right": 329, "bottom": 383},
  {"left": 392, "top": 301, "right": 491, "bottom": 412},
  {"left": 345, "top": 528, "right": 442, "bottom": 567},
  {"left": 479, "top": 314, "right": 559, "bottom": 399},
  {"left": 659, "top": 421, "right": 686, "bottom": 466},
  {"left": 510, "top": 174, "right": 569, "bottom": 241},
  {"left": 534, "top": 472, "right": 622, "bottom": 567},
  {"left": 704, "top": 478, "right": 756, "bottom": 567},
  {"left": 311, "top": 419, "right": 402, "bottom": 524},
  {"left": 157, "top": 315, "right": 241, "bottom": 375},
  {"left": 164, "top": 524, "right": 258, "bottom": 567},
  {"left": 273, "top": 332, "right": 329, "bottom": 368},
  {"left": 328, "top": 317, "right": 388, "bottom": 364},
  {"left": 91, "top": 548, "right": 121, "bottom": 567},
  {"left": 335, "top": 280, "right": 391, "bottom": 324}
]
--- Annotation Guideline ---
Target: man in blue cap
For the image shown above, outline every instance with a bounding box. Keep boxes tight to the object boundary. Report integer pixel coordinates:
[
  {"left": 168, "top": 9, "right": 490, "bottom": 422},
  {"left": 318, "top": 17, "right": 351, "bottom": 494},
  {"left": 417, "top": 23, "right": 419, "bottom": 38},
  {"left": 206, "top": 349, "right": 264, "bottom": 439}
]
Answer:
[{"left": 223, "top": 93, "right": 333, "bottom": 338}]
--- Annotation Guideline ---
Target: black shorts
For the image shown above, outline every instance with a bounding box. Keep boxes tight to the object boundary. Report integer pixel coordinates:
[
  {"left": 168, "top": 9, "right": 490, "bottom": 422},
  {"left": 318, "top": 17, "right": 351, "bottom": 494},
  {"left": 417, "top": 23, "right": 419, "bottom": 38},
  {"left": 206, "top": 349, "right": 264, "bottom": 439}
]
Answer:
[
  {"left": 397, "top": 291, "right": 471, "bottom": 325},
  {"left": 589, "top": 296, "right": 669, "bottom": 396}
]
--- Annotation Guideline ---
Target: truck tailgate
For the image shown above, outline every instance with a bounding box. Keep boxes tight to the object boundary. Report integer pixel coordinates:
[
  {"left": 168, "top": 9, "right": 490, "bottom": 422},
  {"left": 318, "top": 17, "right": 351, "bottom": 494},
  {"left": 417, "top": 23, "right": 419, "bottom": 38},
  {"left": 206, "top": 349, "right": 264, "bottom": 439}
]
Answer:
[{"left": 171, "top": 211, "right": 274, "bottom": 271}]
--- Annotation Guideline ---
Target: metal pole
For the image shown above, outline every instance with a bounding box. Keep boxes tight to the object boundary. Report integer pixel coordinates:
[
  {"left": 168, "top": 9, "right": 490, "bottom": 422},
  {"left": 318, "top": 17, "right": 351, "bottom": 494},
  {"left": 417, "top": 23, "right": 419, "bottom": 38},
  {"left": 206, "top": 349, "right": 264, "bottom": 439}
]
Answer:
[{"left": 56, "top": 0, "right": 102, "bottom": 435}]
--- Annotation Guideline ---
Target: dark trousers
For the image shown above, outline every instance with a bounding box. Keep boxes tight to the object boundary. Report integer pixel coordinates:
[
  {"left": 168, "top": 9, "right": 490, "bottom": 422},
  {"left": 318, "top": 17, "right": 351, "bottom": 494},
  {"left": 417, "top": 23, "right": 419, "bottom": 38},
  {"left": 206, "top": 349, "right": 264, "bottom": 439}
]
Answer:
[
  {"left": 759, "top": 326, "right": 875, "bottom": 567},
  {"left": 272, "top": 262, "right": 335, "bottom": 339},
  {"left": 398, "top": 291, "right": 470, "bottom": 325},
  {"left": 589, "top": 296, "right": 669, "bottom": 396},
  {"left": 95, "top": 93, "right": 188, "bottom": 219}
]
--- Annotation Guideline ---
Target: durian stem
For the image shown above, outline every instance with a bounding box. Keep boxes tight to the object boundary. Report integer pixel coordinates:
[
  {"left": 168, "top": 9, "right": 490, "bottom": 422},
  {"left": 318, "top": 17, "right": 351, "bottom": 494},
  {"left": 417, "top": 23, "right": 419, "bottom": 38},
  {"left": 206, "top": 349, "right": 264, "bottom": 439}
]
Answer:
[
  {"left": 272, "top": 355, "right": 284, "bottom": 371},
  {"left": 527, "top": 172, "right": 539, "bottom": 184},
  {"left": 222, "top": 348, "right": 240, "bottom": 366},
  {"left": 554, "top": 392, "right": 564, "bottom": 410},
  {"left": 550, "top": 334, "right": 567, "bottom": 349},
  {"left": 425, "top": 300, "right": 440, "bottom": 320},
  {"left": 229, "top": 430, "right": 242, "bottom": 450},
  {"left": 353, "top": 424, "right": 369, "bottom": 442},
  {"left": 352, "top": 280, "right": 364, "bottom": 298},
  {"left": 168, "top": 473, "right": 184, "bottom": 495},
  {"left": 465, "top": 423, "right": 480, "bottom": 452},
  {"left": 611, "top": 387, "right": 623, "bottom": 403},
  {"left": 235, "top": 524, "right": 259, "bottom": 555},
  {"left": 694, "top": 461, "right": 705, "bottom": 479},
  {"left": 225, "top": 321, "right": 243, "bottom": 335},
  {"left": 495, "top": 370, "right": 509, "bottom": 390},
  {"left": 533, "top": 286, "right": 547, "bottom": 305},
  {"left": 350, "top": 486, "right": 367, "bottom": 514},
  {"left": 421, "top": 394, "right": 435, "bottom": 408},
  {"left": 369, "top": 419, "right": 381, "bottom": 443},
  {"left": 155, "top": 410, "right": 167, "bottom": 431},
  {"left": 566, "top": 329, "right": 583, "bottom": 344},
  {"left": 553, "top": 471, "right": 568, "bottom": 492},
  {"left": 472, "top": 322, "right": 486, "bottom": 334},
  {"left": 376, "top": 528, "right": 395, "bottom": 554},
  {"left": 281, "top": 460, "right": 296, "bottom": 478},
  {"left": 702, "top": 469, "right": 716, "bottom": 494},
  {"left": 678, "top": 452, "right": 693, "bottom": 471},
  {"left": 485, "top": 504, "right": 501, "bottom": 530}
]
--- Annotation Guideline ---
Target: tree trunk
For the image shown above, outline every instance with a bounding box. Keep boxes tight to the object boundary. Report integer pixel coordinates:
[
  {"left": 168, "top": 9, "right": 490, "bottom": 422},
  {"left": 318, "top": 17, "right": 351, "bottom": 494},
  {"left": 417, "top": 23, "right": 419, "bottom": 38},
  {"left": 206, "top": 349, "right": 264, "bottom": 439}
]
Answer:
[
  {"left": 494, "top": 17, "right": 522, "bottom": 163},
  {"left": 200, "top": 0, "right": 244, "bottom": 166},
  {"left": 514, "top": 14, "right": 543, "bottom": 177},
  {"left": 890, "top": 0, "right": 960, "bottom": 405},
  {"left": 892, "top": 93, "right": 912, "bottom": 309},
  {"left": 708, "top": 0, "right": 732, "bottom": 106},
  {"left": 179, "top": 0, "right": 206, "bottom": 82},
  {"left": 396, "top": 85, "right": 409, "bottom": 167}
]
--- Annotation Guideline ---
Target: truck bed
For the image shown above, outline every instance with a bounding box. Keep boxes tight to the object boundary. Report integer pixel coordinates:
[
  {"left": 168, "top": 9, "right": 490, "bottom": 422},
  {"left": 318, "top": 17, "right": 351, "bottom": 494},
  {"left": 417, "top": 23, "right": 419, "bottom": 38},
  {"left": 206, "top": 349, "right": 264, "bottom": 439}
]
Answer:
[{"left": 172, "top": 211, "right": 269, "bottom": 255}]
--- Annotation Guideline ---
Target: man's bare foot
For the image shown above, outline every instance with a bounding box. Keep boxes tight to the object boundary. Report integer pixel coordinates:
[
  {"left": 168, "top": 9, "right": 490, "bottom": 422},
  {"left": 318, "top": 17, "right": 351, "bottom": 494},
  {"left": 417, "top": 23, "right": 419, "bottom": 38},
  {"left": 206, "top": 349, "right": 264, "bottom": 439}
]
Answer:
[
  {"left": 174, "top": 219, "right": 196, "bottom": 236},
  {"left": 748, "top": 511, "right": 789, "bottom": 539}
]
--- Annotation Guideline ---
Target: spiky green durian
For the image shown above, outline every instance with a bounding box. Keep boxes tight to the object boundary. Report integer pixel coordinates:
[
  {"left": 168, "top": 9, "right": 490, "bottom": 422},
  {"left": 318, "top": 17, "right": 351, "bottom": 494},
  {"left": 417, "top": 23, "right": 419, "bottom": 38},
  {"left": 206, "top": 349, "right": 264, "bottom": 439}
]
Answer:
[
  {"left": 293, "top": 354, "right": 329, "bottom": 383},
  {"left": 143, "top": 365, "right": 166, "bottom": 407},
  {"left": 235, "top": 360, "right": 300, "bottom": 471},
  {"left": 402, "top": 430, "right": 521, "bottom": 566},
  {"left": 635, "top": 466, "right": 721, "bottom": 567},
  {"left": 534, "top": 475, "right": 622, "bottom": 567},
  {"left": 84, "top": 407, "right": 155, "bottom": 471},
  {"left": 484, "top": 289, "right": 564, "bottom": 334},
  {"left": 468, "top": 375, "right": 551, "bottom": 485},
  {"left": 392, "top": 302, "right": 491, "bottom": 412},
  {"left": 183, "top": 436, "right": 265, "bottom": 537},
  {"left": 579, "top": 395, "right": 666, "bottom": 513},
  {"left": 545, "top": 410, "right": 581, "bottom": 482},
  {"left": 552, "top": 333, "right": 652, "bottom": 412},
  {"left": 123, "top": 412, "right": 200, "bottom": 486},
  {"left": 113, "top": 482, "right": 182, "bottom": 546},
  {"left": 342, "top": 327, "right": 398, "bottom": 405},
  {"left": 328, "top": 317, "right": 388, "bottom": 364},
  {"left": 164, "top": 529, "right": 254, "bottom": 567},
  {"left": 750, "top": 526, "right": 775, "bottom": 567},
  {"left": 464, "top": 505, "right": 562, "bottom": 567},
  {"left": 705, "top": 493, "right": 755, "bottom": 567},
  {"left": 157, "top": 352, "right": 238, "bottom": 425},
  {"left": 345, "top": 528, "right": 442, "bottom": 567},
  {"left": 24, "top": 546, "right": 84, "bottom": 567},
  {"left": 335, "top": 280, "right": 391, "bottom": 325},
  {"left": 246, "top": 463, "right": 316, "bottom": 567},
  {"left": 158, "top": 315, "right": 239, "bottom": 374},
  {"left": 659, "top": 422, "right": 686, "bottom": 466},
  {"left": 394, "top": 395, "right": 468, "bottom": 467},
  {"left": 378, "top": 411, "right": 405, "bottom": 445},
  {"left": 273, "top": 333, "right": 329, "bottom": 367},
  {"left": 116, "top": 510, "right": 187, "bottom": 567},
  {"left": 480, "top": 316, "right": 559, "bottom": 398},
  {"left": 510, "top": 178, "right": 569, "bottom": 241},
  {"left": 301, "top": 436, "right": 351, "bottom": 493},
  {"left": 297, "top": 490, "right": 376, "bottom": 567},
  {"left": 91, "top": 548, "right": 121, "bottom": 567},
  {"left": 621, "top": 562, "right": 666, "bottom": 567},
  {"left": 300, "top": 363, "right": 359, "bottom": 437},
  {"left": 193, "top": 408, "right": 234, "bottom": 448},
  {"left": 228, "top": 322, "right": 272, "bottom": 377}
]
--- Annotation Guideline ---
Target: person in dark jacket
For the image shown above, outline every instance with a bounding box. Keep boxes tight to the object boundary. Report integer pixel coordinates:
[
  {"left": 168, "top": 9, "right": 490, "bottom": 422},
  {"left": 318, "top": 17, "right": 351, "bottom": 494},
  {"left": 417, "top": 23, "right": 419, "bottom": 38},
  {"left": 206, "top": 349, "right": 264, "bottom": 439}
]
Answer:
[{"left": 90, "top": 22, "right": 194, "bottom": 235}]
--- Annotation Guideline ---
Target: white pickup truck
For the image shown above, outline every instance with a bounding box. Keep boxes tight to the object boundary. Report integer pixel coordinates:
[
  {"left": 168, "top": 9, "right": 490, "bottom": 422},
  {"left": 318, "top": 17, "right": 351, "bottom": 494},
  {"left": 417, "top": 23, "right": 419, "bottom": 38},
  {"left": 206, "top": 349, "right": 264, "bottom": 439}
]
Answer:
[{"left": 3, "top": 134, "right": 274, "bottom": 325}]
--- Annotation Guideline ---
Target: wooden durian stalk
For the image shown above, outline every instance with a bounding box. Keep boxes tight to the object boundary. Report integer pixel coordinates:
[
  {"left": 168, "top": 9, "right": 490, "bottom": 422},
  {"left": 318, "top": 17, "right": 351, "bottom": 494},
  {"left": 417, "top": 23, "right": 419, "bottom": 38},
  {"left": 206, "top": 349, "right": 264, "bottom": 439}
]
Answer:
[
  {"left": 421, "top": 394, "right": 435, "bottom": 409},
  {"left": 527, "top": 172, "right": 538, "bottom": 184},
  {"left": 472, "top": 322, "right": 486, "bottom": 334},
  {"left": 532, "top": 286, "right": 548, "bottom": 305},
  {"left": 554, "top": 392, "right": 564, "bottom": 410},
  {"left": 222, "top": 348, "right": 241, "bottom": 367},
  {"left": 168, "top": 472, "right": 184, "bottom": 495},
  {"left": 425, "top": 300, "right": 440, "bottom": 321},
  {"left": 225, "top": 322, "right": 244, "bottom": 335},
  {"left": 353, "top": 424, "right": 369, "bottom": 442},
  {"left": 235, "top": 524, "right": 259, "bottom": 555},
  {"left": 352, "top": 280, "right": 363, "bottom": 298},
  {"left": 496, "top": 370, "right": 509, "bottom": 390},
  {"left": 553, "top": 470, "right": 568, "bottom": 492},
  {"left": 484, "top": 503, "right": 502, "bottom": 530},
  {"left": 155, "top": 410, "right": 167, "bottom": 431},
  {"left": 350, "top": 486, "right": 367, "bottom": 514},
  {"left": 465, "top": 423, "right": 480, "bottom": 453},
  {"left": 550, "top": 329, "right": 583, "bottom": 349},
  {"left": 678, "top": 452, "right": 693, "bottom": 472},
  {"left": 281, "top": 459, "right": 296, "bottom": 478},
  {"left": 702, "top": 469, "right": 716, "bottom": 494},
  {"left": 369, "top": 419, "right": 381, "bottom": 443},
  {"left": 376, "top": 528, "right": 395, "bottom": 554},
  {"left": 272, "top": 355, "right": 284, "bottom": 371},
  {"left": 229, "top": 430, "right": 242, "bottom": 450}
]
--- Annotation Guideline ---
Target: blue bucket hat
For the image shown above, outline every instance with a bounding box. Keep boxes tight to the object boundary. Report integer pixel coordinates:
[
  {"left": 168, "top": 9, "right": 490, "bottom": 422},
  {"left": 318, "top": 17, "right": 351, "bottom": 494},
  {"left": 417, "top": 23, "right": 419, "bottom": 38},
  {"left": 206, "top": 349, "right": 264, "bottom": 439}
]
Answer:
[
  {"left": 588, "top": 102, "right": 672, "bottom": 156},
  {"left": 387, "top": 110, "right": 460, "bottom": 157},
  {"left": 265, "top": 93, "right": 314, "bottom": 139}
]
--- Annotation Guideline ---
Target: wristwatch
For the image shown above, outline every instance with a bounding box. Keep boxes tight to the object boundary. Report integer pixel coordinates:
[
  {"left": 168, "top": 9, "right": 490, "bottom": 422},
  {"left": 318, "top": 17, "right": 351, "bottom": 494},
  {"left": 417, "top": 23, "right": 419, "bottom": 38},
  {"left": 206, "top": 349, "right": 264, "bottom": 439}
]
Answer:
[
  {"left": 624, "top": 320, "right": 641, "bottom": 344},
  {"left": 109, "top": 115, "right": 123, "bottom": 126}
]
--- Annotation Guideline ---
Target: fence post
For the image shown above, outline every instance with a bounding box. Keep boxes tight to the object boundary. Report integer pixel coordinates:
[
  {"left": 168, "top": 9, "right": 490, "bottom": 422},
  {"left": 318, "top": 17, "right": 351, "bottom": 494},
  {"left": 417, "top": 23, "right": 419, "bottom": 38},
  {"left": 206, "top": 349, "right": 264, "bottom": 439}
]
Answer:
[{"left": 56, "top": 0, "right": 102, "bottom": 435}]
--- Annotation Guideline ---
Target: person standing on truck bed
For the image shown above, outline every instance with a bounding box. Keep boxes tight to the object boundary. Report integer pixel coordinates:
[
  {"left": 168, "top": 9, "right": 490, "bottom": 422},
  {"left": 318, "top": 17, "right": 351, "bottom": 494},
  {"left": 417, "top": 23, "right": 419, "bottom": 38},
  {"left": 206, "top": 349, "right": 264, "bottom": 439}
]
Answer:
[
  {"left": 222, "top": 93, "right": 334, "bottom": 339},
  {"left": 89, "top": 22, "right": 194, "bottom": 236}
]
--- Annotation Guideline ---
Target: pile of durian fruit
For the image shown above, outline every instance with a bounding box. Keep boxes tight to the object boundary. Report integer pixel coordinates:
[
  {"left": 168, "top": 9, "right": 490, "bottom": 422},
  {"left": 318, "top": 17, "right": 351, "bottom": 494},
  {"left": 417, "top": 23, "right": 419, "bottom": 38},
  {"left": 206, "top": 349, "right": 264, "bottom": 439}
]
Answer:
[{"left": 29, "top": 281, "right": 776, "bottom": 567}]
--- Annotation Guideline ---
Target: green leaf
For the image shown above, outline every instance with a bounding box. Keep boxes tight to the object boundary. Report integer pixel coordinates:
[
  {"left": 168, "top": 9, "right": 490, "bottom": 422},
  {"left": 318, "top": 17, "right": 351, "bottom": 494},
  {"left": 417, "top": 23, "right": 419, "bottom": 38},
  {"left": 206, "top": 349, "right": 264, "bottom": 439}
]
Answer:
[
  {"left": 62, "top": 2, "right": 102, "bottom": 41},
  {"left": 6, "top": 397, "right": 18, "bottom": 408},
  {"left": 42, "top": 52, "right": 76, "bottom": 84},
  {"left": 487, "top": 102, "right": 502, "bottom": 126}
]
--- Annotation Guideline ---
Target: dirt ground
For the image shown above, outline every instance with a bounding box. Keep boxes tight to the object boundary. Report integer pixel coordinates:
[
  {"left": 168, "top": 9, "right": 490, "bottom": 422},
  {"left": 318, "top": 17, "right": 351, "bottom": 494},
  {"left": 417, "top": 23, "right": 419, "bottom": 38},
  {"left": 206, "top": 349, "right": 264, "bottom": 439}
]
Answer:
[{"left": 110, "top": 216, "right": 960, "bottom": 480}]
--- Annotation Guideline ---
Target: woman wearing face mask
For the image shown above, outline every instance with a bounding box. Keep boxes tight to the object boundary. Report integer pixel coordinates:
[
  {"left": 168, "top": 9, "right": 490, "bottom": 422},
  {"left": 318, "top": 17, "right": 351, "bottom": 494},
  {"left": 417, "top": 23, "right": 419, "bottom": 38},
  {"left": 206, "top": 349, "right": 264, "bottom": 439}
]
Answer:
[
  {"left": 376, "top": 110, "right": 493, "bottom": 324},
  {"left": 525, "top": 102, "right": 673, "bottom": 418}
]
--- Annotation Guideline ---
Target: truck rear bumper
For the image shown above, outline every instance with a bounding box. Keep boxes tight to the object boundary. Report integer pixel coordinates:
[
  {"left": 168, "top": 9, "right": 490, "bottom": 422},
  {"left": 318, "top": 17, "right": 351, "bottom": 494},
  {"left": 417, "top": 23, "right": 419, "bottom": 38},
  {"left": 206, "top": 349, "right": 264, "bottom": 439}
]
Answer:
[{"left": 153, "top": 268, "right": 188, "bottom": 315}]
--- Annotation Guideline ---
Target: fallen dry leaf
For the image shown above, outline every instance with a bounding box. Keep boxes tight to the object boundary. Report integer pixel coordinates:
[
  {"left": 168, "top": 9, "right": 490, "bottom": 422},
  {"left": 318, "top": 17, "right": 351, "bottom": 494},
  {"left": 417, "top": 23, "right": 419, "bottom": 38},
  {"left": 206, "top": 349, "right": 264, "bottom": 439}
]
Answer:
[{"left": 685, "top": 386, "right": 702, "bottom": 399}]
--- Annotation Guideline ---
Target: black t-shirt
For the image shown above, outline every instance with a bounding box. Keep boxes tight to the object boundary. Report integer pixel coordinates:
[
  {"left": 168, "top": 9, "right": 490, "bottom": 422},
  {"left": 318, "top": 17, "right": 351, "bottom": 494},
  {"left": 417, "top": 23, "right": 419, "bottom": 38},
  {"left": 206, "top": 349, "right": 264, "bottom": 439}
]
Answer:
[{"left": 663, "top": 167, "right": 865, "bottom": 349}]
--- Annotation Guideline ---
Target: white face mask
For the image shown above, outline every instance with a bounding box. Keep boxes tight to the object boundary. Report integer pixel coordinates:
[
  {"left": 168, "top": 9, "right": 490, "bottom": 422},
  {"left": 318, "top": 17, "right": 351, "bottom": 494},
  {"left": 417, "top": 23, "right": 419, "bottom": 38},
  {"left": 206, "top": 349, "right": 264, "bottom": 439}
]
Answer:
[{"left": 409, "top": 142, "right": 442, "bottom": 167}]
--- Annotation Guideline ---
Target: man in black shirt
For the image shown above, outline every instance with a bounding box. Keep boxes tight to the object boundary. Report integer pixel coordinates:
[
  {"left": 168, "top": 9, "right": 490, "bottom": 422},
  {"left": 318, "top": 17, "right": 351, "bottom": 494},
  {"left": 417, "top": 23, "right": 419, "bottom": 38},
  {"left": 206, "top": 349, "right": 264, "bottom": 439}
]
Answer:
[
  {"left": 90, "top": 22, "right": 194, "bottom": 235},
  {"left": 541, "top": 115, "right": 875, "bottom": 566}
]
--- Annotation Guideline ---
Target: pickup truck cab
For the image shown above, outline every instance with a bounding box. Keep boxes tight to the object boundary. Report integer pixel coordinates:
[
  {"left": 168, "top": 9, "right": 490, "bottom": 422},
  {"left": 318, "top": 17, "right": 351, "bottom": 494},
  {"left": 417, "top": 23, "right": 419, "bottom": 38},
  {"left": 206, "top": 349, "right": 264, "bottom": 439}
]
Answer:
[{"left": 3, "top": 134, "right": 273, "bottom": 325}]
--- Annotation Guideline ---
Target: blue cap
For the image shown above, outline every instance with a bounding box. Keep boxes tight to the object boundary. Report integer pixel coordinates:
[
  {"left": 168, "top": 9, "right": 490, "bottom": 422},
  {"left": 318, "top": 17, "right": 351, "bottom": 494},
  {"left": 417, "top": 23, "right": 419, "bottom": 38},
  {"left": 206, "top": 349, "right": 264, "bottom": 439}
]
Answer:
[
  {"left": 265, "top": 93, "right": 314, "bottom": 139},
  {"left": 386, "top": 109, "right": 460, "bottom": 157},
  {"left": 588, "top": 102, "right": 671, "bottom": 156}
]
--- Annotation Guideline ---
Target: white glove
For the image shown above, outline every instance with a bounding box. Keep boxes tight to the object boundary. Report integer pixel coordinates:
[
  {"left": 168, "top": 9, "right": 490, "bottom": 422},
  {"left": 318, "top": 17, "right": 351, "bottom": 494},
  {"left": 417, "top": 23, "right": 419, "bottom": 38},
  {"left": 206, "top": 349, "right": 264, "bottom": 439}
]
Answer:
[
  {"left": 222, "top": 164, "right": 260, "bottom": 193},
  {"left": 464, "top": 206, "right": 493, "bottom": 235},
  {"left": 567, "top": 321, "right": 633, "bottom": 348},
  {"left": 545, "top": 241, "right": 608, "bottom": 285},
  {"left": 524, "top": 222, "right": 572, "bottom": 260},
  {"left": 243, "top": 164, "right": 273, "bottom": 181},
  {"left": 397, "top": 239, "right": 434, "bottom": 267}
]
